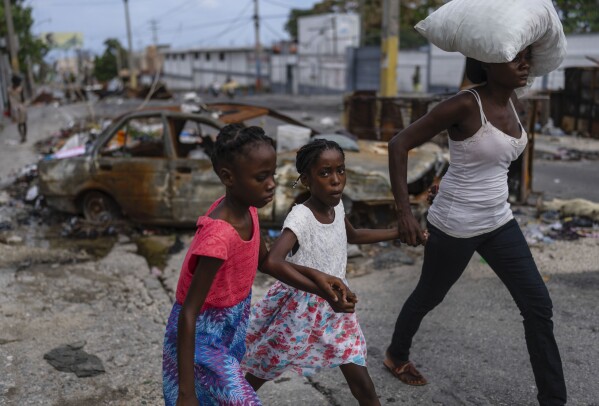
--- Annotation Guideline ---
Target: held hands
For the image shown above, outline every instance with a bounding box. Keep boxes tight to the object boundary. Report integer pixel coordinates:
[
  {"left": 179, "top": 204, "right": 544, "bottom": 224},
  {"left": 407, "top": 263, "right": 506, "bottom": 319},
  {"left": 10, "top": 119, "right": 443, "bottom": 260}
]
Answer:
[
  {"left": 427, "top": 185, "right": 439, "bottom": 205},
  {"left": 312, "top": 273, "right": 357, "bottom": 313},
  {"left": 397, "top": 212, "right": 428, "bottom": 247},
  {"left": 327, "top": 287, "right": 358, "bottom": 313}
]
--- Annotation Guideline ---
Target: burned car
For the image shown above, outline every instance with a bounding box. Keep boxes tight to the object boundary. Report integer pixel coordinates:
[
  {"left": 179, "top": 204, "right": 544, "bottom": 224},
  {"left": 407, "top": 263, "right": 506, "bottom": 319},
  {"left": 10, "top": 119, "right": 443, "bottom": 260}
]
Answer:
[{"left": 38, "top": 105, "right": 445, "bottom": 227}]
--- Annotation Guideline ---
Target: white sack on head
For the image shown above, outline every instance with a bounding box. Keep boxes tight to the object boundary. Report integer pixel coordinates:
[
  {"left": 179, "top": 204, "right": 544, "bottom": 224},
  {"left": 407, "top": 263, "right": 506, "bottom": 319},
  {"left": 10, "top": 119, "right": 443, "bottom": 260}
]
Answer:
[{"left": 415, "top": 0, "right": 567, "bottom": 79}]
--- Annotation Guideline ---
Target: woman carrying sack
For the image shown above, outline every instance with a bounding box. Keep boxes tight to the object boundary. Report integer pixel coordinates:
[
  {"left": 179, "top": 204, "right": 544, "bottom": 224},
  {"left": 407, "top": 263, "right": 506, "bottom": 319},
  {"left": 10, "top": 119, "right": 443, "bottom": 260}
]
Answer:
[{"left": 384, "top": 1, "right": 567, "bottom": 405}]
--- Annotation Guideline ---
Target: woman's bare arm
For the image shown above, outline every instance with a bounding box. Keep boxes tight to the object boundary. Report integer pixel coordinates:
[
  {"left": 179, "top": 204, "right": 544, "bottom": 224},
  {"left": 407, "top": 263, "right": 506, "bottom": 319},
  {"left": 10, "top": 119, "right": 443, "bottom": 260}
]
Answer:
[{"left": 389, "top": 93, "right": 472, "bottom": 246}]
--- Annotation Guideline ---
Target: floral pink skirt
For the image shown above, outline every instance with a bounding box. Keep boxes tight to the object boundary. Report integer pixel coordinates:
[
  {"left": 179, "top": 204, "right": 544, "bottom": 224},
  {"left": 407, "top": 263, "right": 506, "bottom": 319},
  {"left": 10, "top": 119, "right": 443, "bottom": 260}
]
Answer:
[{"left": 242, "top": 281, "right": 367, "bottom": 380}]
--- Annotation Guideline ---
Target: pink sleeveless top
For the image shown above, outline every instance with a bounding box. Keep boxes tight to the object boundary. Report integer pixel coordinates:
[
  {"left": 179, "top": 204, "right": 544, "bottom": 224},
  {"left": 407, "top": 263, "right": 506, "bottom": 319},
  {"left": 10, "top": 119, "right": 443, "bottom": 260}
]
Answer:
[{"left": 175, "top": 196, "right": 260, "bottom": 309}]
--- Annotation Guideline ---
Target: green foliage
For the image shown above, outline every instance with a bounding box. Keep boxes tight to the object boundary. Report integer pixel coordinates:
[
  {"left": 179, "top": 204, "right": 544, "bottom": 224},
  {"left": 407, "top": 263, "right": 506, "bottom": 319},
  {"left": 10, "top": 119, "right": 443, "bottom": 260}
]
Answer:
[
  {"left": 552, "top": 0, "right": 599, "bottom": 33},
  {"left": 0, "top": 0, "right": 49, "bottom": 75},
  {"left": 93, "top": 38, "right": 127, "bottom": 82}
]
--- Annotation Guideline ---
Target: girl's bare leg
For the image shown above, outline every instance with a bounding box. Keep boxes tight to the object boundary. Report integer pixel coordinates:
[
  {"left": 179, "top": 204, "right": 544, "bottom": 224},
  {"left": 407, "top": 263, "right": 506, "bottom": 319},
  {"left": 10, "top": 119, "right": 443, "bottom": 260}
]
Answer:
[
  {"left": 245, "top": 372, "right": 269, "bottom": 391},
  {"left": 339, "top": 363, "right": 380, "bottom": 406}
]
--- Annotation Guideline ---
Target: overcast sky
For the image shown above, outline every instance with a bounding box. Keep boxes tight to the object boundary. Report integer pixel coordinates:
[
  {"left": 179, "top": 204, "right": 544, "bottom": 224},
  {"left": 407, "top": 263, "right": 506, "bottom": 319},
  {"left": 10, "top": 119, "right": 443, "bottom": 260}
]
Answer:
[{"left": 30, "top": 0, "right": 321, "bottom": 57}]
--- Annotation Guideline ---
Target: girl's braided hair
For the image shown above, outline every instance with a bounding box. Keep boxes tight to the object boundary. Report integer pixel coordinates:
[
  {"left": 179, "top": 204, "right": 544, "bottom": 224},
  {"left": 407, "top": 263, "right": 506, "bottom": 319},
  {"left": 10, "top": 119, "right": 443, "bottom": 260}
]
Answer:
[
  {"left": 210, "top": 124, "right": 274, "bottom": 172},
  {"left": 295, "top": 138, "right": 345, "bottom": 181}
]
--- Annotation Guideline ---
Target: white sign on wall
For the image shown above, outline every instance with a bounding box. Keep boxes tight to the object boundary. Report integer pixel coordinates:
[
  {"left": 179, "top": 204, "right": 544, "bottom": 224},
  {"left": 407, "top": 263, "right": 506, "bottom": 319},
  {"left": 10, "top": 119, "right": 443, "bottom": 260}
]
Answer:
[{"left": 298, "top": 13, "right": 360, "bottom": 56}]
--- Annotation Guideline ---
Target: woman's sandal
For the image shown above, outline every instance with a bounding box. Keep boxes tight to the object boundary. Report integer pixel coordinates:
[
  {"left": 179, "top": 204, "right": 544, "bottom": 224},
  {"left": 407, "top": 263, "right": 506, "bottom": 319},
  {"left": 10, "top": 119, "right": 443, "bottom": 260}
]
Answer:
[{"left": 383, "top": 358, "right": 428, "bottom": 386}]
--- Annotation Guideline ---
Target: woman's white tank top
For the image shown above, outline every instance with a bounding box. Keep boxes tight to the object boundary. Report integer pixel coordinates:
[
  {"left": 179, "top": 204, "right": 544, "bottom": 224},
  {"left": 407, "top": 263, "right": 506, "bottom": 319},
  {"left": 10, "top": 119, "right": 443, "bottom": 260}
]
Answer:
[{"left": 427, "top": 89, "right": 528, "bottom": 238}]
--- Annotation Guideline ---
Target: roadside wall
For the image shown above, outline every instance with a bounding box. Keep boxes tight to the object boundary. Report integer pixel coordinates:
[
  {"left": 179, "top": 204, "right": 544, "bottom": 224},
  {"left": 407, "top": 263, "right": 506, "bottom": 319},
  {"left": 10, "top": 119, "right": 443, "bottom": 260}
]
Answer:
[
  {"left": 161, "top": 47, "right": 269, "bottom": 92},
  {"left": 161, "top": 34, "right": 599, "bottom": 95}
]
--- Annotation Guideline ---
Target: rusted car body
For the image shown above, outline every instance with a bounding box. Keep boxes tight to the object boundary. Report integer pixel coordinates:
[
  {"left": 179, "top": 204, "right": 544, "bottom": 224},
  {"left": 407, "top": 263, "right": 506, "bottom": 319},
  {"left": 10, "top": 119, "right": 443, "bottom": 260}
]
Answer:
[{"left": 38, "top": 105, "right": 445, "bottom": 227}]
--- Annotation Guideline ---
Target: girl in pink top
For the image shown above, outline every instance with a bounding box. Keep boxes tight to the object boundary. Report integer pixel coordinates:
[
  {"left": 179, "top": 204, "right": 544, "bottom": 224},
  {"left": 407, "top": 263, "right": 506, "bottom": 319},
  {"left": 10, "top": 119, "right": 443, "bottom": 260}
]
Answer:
[{"left": 163, "top": 124, "right": 353, "bottom": 406}]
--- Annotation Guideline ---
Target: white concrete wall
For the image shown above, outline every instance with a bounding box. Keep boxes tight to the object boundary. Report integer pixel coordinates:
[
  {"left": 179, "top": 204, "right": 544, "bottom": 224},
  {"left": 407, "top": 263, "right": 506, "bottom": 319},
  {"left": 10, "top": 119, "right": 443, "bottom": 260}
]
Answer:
[
  {"left": 161, "top": 48, "right": 269, "bottom": 91},
  {"left": 298, "top": 13, "right": 360, "bottom": 56},
  {"left": 161, "top": 33, "right": 599, "bottom": 94}
]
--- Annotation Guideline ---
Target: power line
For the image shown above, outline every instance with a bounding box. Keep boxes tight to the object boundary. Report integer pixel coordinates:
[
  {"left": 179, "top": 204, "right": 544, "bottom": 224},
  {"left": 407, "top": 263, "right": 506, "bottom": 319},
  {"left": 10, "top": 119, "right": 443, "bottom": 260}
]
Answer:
[
  {"left": 193, "top": 0, "right": 253, "bottom": 41},
  {"left": 262, "top": 20, "right": 286, "bottom": 39},
  {"left": 150, "top": 19, "right": 159, "bottom": 45},
  {"left": 132, "top": 0, "right": 196, "bottom": 33},
  {"left": 185, "top": 21, "right": 250, "bottom": 48},
  {"left": 260, "top": 13, "right": 289, "bottom": 20},
  {"left": 151, "top": 0, "right": 253, "bottom": 35},
  {"left": 154, "top": 0, "right": 196, "bottom": 21},
  {"left": 144, "top": 16, "right": 251, "bottom": 35},
  {"left": 133, "top": 0, "right": 254, "bottom": 48}
]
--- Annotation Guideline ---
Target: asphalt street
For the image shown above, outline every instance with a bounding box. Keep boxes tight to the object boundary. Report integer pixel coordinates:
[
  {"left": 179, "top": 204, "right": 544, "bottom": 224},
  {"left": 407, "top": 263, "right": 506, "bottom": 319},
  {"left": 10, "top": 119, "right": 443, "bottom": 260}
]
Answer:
[
  {"left": 0, "top": 96, "right": 597, "bottom": 405},
  {"left": 533, "top": 159, "right": 599, "bottom": 203}
]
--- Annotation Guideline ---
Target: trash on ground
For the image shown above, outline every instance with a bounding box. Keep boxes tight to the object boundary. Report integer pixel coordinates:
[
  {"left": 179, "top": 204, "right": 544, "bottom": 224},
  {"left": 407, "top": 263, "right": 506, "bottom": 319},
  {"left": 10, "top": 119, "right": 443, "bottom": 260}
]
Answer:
[
  {"left": 542, "top": 198, "right": 599, "bottom": 222},
  {"left": 25, "top": 185, "right": 39, "bottom": 202},
  {"left": 43, "top": 341, "right": 105, "bottom": 378},
  {"left": 519, "top": 199, "right": 599, "bottom": 244}
]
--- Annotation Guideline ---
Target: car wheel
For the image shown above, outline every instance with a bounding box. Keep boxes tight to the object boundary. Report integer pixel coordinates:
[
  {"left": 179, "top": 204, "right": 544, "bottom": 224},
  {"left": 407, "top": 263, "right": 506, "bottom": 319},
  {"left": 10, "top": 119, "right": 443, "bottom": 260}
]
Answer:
[{"left": 82, "top": 191, "right": 121, "bottom": 223}]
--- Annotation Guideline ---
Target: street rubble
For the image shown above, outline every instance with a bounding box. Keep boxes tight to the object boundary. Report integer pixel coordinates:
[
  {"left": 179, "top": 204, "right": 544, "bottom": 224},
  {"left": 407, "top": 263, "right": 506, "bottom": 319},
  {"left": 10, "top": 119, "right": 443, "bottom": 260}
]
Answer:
[
  {"left": 534, "top": 133, "right": 599, "bottom": 161},
  {"left": 518, "top": 199, "right": 599, "bottom": 244}
]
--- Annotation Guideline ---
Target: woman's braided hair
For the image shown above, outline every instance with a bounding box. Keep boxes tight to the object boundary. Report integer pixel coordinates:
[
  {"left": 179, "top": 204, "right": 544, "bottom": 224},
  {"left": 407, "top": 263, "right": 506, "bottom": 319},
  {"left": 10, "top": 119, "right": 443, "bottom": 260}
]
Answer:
[
  {"left": 295, "top": 138, "right": 345, "bottom": 177},
  {"left": 210, "top": 124, "right": 274, "bottom": 172}
]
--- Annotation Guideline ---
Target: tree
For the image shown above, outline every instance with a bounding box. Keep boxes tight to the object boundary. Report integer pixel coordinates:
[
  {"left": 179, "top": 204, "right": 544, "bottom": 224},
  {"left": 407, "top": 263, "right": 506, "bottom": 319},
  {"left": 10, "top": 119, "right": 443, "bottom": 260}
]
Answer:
[
  {"left": 93, "top": 38, "right": 127, "bottom": 82},
  {"left": 552, "top": 0, "right": 599, "bottom": 34},
  {"left": 0, "top": 0, "right": 49, "bottom": 76},
  {"left": 284, "top": 0, "right": 444, "bottom": 49}
]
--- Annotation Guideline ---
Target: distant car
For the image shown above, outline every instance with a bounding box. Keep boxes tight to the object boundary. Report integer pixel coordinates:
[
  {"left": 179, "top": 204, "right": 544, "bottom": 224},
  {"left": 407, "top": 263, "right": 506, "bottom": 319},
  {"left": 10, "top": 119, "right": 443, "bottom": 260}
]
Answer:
[{"left": 38, "top": 105, "right": 446, "bottom": 227}]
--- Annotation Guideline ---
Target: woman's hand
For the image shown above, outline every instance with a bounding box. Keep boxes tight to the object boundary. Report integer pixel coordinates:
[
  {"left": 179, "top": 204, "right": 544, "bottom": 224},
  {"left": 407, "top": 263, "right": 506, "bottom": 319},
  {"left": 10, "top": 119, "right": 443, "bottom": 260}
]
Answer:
[
  {"left": 326, "top": 287, "right": 357, "bottom": 313},
  {"left": 427, "top": 185, "right": 439, "bottom": 205},
  {"left": 397, "top": 212, "right": 427, "bottom": 247},
  {"left": 312, "top": 273, "right": 350, "bottom": 302}
]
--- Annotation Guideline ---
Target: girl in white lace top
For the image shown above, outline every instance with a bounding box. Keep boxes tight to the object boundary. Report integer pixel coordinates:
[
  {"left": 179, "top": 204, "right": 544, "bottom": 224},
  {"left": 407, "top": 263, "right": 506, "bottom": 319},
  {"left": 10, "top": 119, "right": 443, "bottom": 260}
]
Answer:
[{"left": 242, "top": 139, "right": 401, "bottom": 406}]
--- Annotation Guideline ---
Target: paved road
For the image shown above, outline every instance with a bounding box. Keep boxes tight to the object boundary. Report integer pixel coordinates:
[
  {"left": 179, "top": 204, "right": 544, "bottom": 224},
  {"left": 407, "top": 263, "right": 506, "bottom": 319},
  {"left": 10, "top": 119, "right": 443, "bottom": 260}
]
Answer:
[
  {"left": 533, "top": 159, "right": 599, "bottom": 203},
  {"left": 256, "top": 253, "right": 598, "bottom": 406}
]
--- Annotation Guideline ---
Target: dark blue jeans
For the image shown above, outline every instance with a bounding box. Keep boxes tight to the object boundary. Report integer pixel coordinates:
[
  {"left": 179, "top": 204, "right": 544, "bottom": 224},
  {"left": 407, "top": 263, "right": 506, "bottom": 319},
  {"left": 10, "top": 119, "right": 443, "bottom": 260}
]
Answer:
[{"left": 388, "top": 219, "right": 566, "bottom": 406}]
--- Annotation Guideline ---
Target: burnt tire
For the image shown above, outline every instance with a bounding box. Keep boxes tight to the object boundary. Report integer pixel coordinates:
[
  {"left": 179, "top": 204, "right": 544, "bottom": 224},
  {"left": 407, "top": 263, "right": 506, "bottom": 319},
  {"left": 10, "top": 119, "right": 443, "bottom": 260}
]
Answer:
[{"left": 82, "top": 191, "right": 121, "bottom": 223}]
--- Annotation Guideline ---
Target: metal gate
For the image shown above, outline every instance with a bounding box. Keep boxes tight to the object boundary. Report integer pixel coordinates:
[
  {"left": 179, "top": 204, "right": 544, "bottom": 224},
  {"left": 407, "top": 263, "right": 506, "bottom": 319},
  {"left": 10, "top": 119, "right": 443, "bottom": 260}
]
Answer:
[{"left": 346, "top": 46, "right": 380, "bottom": 92}]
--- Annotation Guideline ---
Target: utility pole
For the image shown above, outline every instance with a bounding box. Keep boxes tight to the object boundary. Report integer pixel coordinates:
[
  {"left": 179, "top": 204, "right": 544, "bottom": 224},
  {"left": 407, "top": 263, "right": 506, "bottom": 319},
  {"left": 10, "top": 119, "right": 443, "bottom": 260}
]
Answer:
[
  {"left": 150, "top": 19, "right": 159, "bottom": 46},
  {"left": 26, "top": 54, "right": 35, "bottom": 95},
  {"left": 116, "top": 47, "right": 122, "bottom": 76},
  {"left": 358, "top": 0, "right": 365, "bottom": 47},
  {"left": 426, "top": 42, "right": 432, "bottom": 92},
  {"left": 3, "top": 0, "right": 20, "bottom": 72},
  {"left": 253, "top": 0, "right": 262, "bottom": 92},
  {"left": 379, "top": 0, "right": 399, "bottom": 97},
  {"left": 123, "top": 0, "right": 137, "bottom": 89},
  {"left": 331, "top": 15, "right": 337, "bottom": 55}
]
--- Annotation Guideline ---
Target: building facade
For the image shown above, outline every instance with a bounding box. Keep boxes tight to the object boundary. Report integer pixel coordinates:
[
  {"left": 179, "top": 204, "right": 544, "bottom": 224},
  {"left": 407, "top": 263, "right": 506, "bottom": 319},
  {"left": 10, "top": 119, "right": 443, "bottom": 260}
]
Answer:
[
  {"left": 160, "top": 14, "right": 599, "bottom": 96},
  {"left": 161, "top": 47, "right": 269, "bottom": 92}
]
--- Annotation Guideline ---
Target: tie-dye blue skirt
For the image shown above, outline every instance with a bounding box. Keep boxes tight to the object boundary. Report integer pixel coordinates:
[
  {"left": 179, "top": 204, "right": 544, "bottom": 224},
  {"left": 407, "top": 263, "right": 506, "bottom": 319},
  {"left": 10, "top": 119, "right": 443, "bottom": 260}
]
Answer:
[{"left": 162, "top": 295, "right": 262, "bottom": 405}]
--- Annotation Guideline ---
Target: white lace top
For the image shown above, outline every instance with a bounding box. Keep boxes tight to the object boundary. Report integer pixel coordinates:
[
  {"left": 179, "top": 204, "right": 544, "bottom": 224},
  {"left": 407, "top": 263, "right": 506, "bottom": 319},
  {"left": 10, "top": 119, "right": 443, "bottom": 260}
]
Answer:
[{"left": 282, "top": 201, "right": 347, "bottom": 279}]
